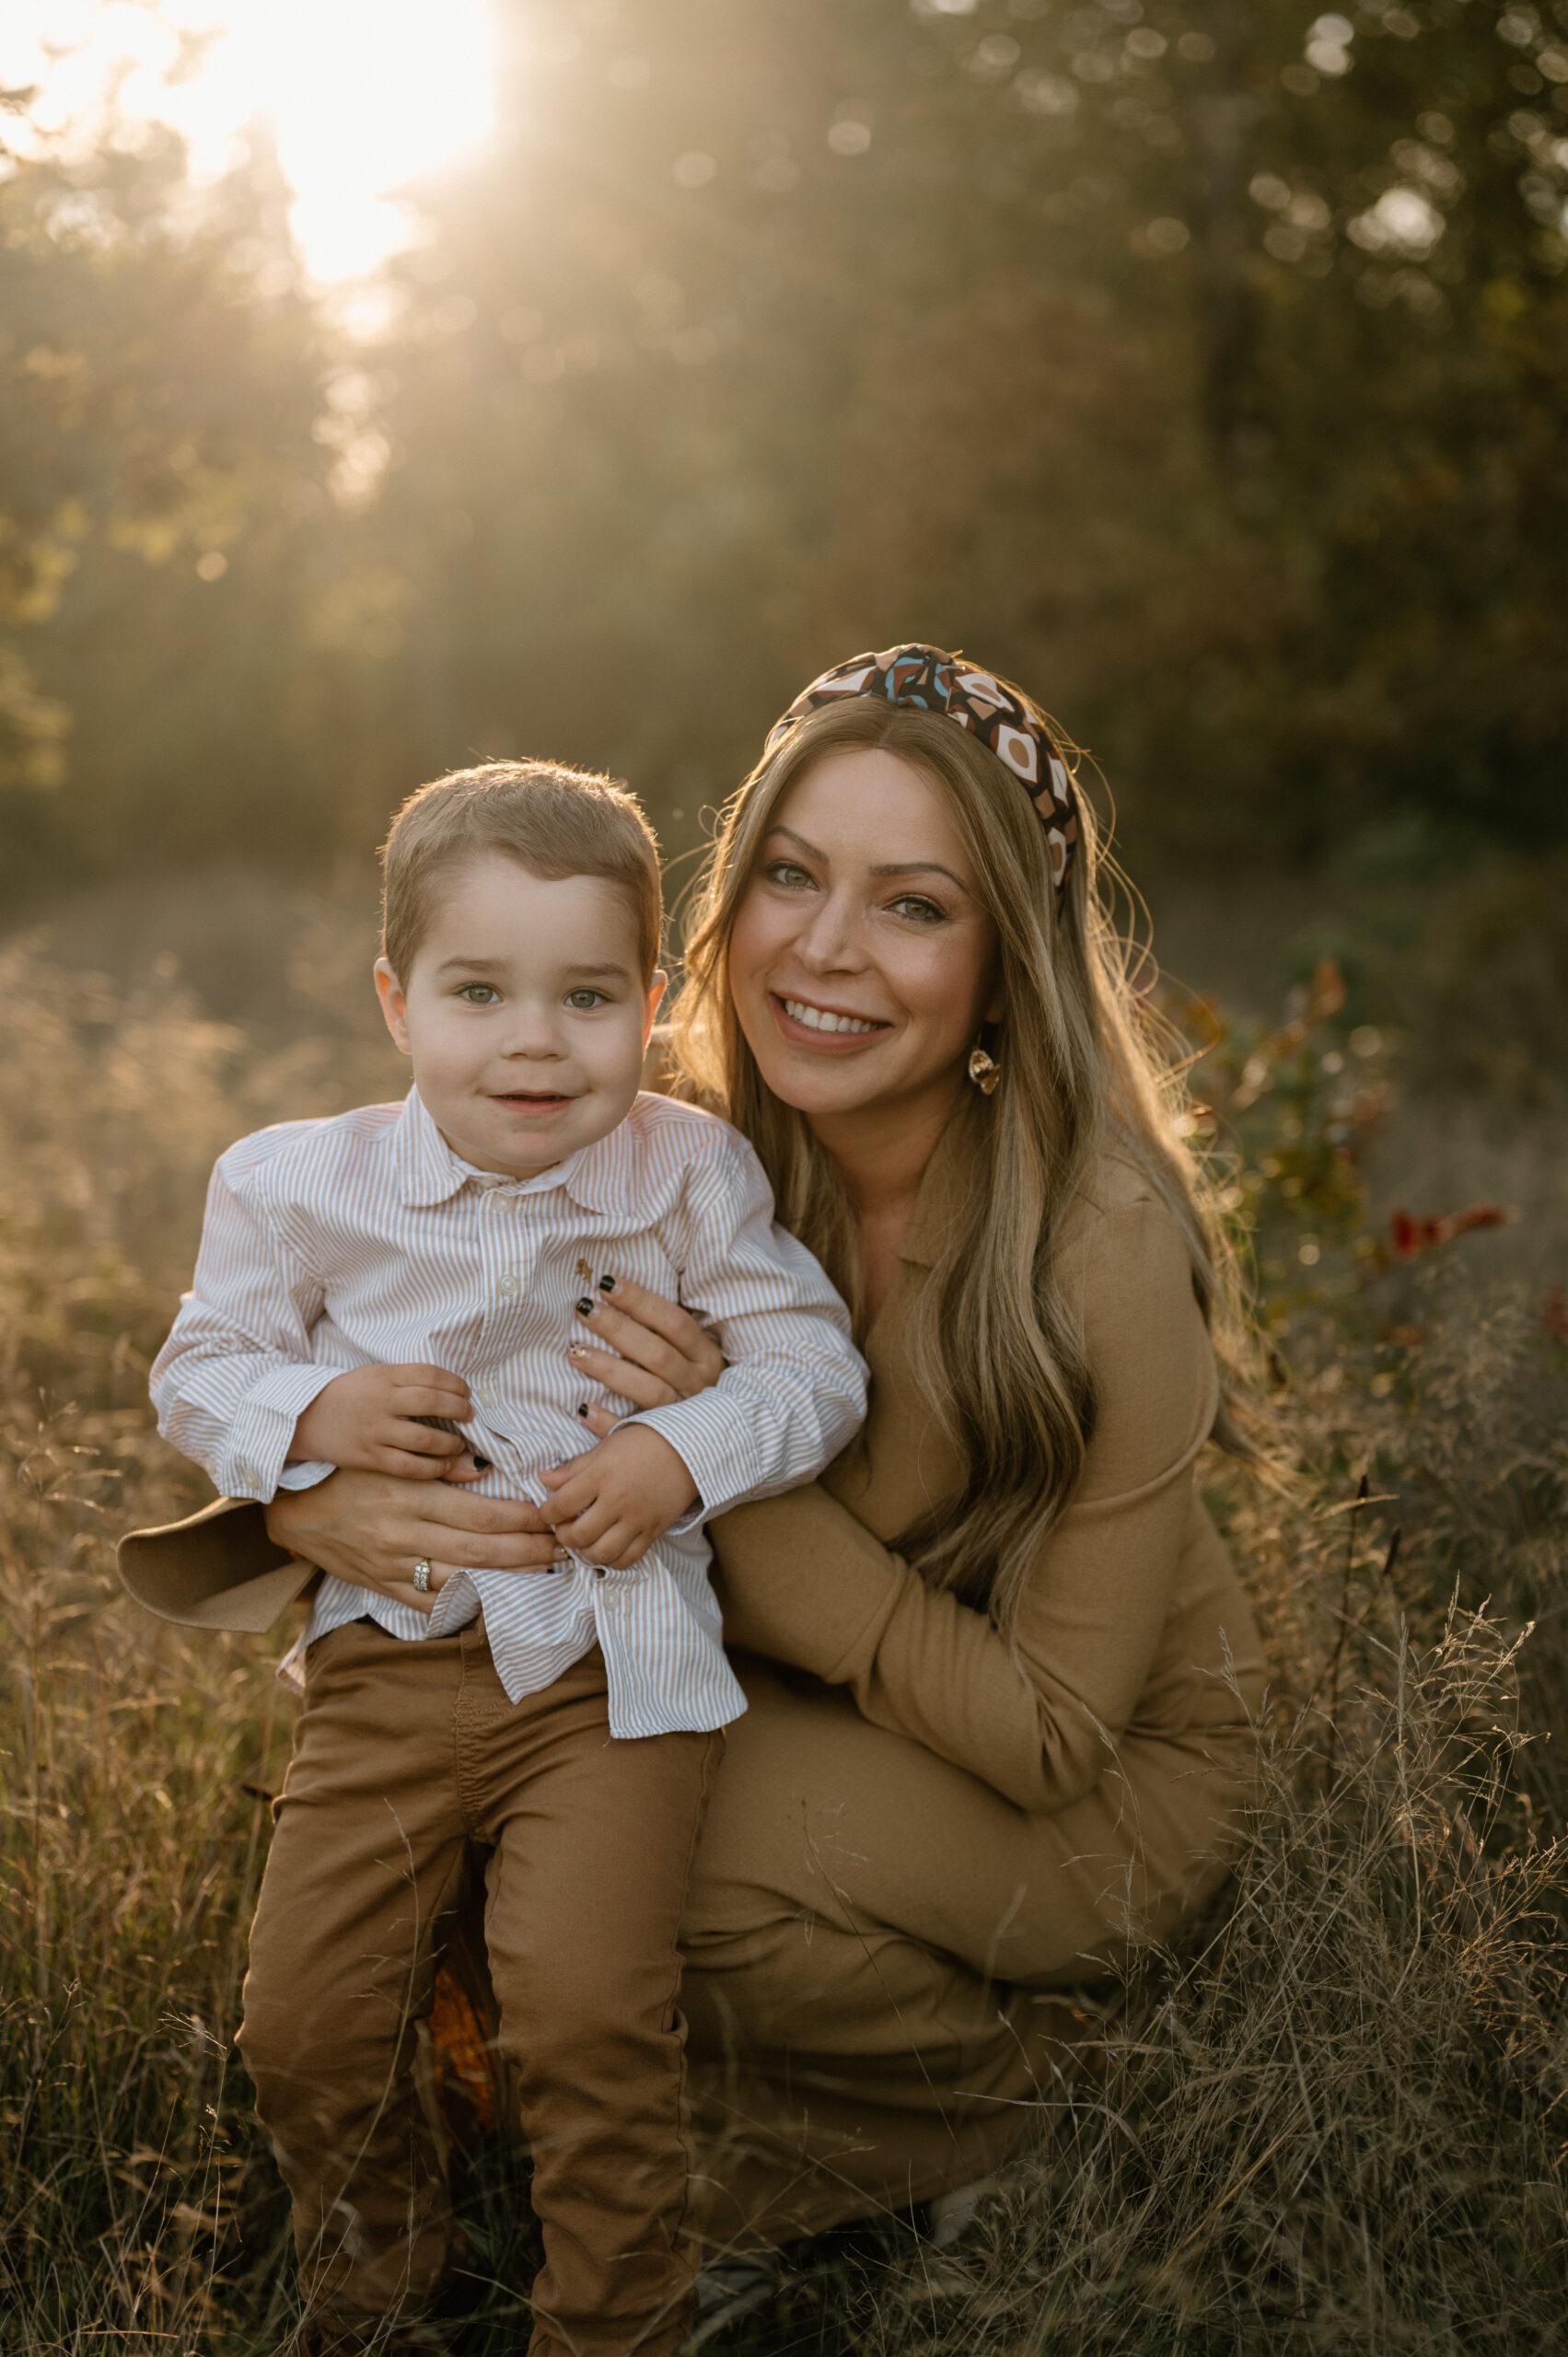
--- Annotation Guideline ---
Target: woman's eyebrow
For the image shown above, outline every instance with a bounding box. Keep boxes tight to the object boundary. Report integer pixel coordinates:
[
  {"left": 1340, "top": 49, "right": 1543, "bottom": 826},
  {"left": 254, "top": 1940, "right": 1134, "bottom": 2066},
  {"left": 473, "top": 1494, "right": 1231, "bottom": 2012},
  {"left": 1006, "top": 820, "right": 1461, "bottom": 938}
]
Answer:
[
  {"left": 766, "top": 827, "right": 970, "bottom": 895},
  {"left": 767, "top": 824, "right": 827, "bottom": 862},
  {"left": 869, "top": 859, "right": 970, "bottom": 891}
]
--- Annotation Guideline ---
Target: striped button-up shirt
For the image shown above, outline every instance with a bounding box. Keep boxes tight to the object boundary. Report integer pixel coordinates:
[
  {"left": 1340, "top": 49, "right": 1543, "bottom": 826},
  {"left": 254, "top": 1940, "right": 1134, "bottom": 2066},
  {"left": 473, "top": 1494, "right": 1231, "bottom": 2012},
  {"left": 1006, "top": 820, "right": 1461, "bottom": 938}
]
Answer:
[{"left": 151, "top": 1087, "right": 866, "bottom": 1736}]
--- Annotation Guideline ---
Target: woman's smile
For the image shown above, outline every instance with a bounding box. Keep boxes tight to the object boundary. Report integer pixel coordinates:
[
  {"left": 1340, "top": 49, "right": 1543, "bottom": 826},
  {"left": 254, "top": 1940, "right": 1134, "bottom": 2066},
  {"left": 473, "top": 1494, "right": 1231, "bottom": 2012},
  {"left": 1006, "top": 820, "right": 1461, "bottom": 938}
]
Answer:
[{"left": 772, "top": 993, "right": 891, "bottom": 1045}]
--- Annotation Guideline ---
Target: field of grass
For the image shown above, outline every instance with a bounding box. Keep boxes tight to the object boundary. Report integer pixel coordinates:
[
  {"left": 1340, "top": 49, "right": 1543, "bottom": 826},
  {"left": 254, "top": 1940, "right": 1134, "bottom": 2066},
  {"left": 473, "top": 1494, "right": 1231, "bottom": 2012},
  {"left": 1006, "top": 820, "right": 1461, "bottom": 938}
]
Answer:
[{"left": 2, "top": 911, "right": 1566, "bottom": 2354}]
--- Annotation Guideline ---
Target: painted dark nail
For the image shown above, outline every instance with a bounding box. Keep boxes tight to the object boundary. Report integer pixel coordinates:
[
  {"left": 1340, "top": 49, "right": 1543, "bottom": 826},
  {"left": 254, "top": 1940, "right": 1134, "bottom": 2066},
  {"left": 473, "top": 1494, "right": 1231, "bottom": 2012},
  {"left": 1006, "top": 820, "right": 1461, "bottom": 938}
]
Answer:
[
  {"left": 598, "top": 1273, "right": 615, "bottom": 1293},
  {"left": 577, "top": 1401, "right": 589, "bottom": 1418},
  {"left": 472, "top": 1454, "right": 492, "bottom": 1471},
  {"left": 575, "top": 1296, "right": 594, "bottom": 1316}
]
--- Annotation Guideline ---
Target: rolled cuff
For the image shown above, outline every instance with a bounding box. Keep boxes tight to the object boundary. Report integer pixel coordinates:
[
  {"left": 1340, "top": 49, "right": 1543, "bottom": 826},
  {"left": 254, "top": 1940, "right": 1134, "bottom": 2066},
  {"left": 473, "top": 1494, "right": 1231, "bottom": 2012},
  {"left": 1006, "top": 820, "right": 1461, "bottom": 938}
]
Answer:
[
  {"left": 629, "top": 1391, "right": 762, "bottom": 1532},
  {"left": 275, "top": 1458, "right": 335, "bottom": 1492},
  {"left": 217, "top": 1363, "right": 347, "bottom": 1502}
]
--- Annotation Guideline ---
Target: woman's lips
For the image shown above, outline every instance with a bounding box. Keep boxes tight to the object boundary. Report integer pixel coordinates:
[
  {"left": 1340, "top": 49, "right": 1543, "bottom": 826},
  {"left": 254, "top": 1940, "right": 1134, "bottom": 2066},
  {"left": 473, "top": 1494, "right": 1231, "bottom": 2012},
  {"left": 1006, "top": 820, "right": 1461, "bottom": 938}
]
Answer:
[{"left": 770, "top": 993, "right": 891, "bottom": 1051}]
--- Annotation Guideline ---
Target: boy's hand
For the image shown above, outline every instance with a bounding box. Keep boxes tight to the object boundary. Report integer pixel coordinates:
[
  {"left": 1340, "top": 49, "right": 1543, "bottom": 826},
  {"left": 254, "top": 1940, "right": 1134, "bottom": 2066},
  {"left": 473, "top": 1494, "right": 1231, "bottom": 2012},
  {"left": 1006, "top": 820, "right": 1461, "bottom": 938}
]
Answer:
[
  {"left": 536, "top": 1424, "right": 699, "bottom": 1570},
  {"left": 289, "top": 1364, "right": 476, "bottom": 1481}
]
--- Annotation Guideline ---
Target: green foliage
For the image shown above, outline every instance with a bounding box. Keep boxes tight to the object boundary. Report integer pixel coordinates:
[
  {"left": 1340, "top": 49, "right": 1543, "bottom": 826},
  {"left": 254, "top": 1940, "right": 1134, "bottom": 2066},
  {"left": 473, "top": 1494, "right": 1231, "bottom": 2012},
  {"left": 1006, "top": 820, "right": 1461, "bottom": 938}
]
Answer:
[
  {"left": 1, "top": 0, "right": 1566, "bottom": 917},
  {"left": 0, "top": 122, "right": 345, "bottom": 894}
]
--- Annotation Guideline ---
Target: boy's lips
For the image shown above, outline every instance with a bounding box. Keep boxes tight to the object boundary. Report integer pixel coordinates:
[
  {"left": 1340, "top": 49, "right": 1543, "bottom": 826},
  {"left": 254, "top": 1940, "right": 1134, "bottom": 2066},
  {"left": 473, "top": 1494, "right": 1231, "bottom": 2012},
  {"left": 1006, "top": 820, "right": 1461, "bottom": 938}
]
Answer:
[{"left": 491, "top": 1090, "right": 577, "bottom": 1111}]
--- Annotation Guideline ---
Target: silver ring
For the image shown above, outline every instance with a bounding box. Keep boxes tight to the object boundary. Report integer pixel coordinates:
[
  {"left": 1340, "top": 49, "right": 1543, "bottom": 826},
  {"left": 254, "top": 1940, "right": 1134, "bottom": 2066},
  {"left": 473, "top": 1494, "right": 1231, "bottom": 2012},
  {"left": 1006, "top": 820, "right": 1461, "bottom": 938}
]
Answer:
[{"left": 412, "top": 1559, "right": 432, "bottom": 1594}]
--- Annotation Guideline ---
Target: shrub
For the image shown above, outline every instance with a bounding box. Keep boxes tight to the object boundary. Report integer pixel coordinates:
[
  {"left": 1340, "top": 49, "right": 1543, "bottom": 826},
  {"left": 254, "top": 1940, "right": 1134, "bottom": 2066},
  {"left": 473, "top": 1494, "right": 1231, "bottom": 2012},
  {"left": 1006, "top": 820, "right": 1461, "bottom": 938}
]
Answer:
[{"left": 2, "top": 940, "right": 1565, "bottom": 2353}]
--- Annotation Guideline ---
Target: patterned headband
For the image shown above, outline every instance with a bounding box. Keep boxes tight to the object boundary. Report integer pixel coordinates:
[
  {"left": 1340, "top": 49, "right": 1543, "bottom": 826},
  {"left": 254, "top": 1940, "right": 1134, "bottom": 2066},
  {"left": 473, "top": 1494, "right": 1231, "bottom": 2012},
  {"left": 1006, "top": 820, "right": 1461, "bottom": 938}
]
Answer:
[{"left": 764, "top": 643, "right": 1079, "bottom": 893}]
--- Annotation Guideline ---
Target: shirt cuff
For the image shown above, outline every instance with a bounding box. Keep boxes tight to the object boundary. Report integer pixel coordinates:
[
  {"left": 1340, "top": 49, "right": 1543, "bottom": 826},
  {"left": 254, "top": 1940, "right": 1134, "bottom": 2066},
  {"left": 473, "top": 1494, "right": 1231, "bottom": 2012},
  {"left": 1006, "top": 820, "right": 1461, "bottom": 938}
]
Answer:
[
  {"left": 275, "top": 1458, "right": 336, "bottom": 1492},
  {"left": 629, "top": 1392, "right": 762, "bottom": 1533},
  {"left": 221, "top": 1363, "right": 349, "bottom": 1503}
]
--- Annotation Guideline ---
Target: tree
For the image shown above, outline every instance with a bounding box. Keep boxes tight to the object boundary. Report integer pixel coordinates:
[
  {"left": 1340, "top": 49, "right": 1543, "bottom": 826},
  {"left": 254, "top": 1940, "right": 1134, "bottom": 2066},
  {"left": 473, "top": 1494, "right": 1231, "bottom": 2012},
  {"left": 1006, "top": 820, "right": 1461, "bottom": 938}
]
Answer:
[
  {"left": 0, "top": 110, "right": 340, "bottom": 899},
  {"left": 3, "top": 0, "right": 1564, "bottom": 905}
]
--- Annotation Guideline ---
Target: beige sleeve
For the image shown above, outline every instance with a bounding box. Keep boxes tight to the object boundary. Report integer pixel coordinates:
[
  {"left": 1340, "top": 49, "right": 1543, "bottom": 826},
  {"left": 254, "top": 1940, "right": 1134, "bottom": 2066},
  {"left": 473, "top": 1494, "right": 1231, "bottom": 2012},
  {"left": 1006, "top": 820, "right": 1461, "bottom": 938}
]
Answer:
[{"left": 710, "top": 1194, "right": 1219, "bottom": 1815}]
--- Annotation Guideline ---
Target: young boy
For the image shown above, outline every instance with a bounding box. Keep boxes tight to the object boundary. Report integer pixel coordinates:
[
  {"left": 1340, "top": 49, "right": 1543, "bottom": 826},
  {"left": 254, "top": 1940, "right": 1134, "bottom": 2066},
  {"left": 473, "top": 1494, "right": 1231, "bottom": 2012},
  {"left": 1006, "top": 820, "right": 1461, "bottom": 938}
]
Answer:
[{"left": 148, "top": 763, "right": 866, "bottom": 2357}]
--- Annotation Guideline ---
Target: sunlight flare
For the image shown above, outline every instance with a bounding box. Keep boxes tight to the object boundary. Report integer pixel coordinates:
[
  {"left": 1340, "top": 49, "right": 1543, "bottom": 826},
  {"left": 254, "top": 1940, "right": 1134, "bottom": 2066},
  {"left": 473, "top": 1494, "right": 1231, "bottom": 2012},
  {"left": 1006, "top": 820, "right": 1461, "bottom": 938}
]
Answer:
[{"left": 3, "top": 0, "right": 494, "bottom": 279}]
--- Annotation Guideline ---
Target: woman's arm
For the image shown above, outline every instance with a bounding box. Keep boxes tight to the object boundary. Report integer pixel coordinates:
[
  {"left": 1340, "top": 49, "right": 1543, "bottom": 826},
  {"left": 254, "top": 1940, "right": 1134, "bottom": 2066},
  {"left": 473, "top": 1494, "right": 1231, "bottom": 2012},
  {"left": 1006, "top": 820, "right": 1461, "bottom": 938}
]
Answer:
[
  {"left": 262, "top": 1471, "right": 565, "bottom": 1609},
  {"left": 119, "top": 1275, "right": 727, "bottom": 1628},
  {"left": 712, "top": 1191, "right": 1237, "bottom": 1816},
  {"left": 118, "top": 1475, "right": 566, "bottom": 1629},
  {"left": 573, "top": 1133, "right": 865, "bottom": 1527}
]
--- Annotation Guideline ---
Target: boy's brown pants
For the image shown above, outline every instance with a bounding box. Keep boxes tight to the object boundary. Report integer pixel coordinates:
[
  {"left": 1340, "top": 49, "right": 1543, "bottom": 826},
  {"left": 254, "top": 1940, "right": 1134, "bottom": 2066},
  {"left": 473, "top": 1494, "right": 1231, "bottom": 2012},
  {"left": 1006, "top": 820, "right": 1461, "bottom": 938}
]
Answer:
[{"left": 238, "top": 1619, "right": 721, "bottom": 2357}]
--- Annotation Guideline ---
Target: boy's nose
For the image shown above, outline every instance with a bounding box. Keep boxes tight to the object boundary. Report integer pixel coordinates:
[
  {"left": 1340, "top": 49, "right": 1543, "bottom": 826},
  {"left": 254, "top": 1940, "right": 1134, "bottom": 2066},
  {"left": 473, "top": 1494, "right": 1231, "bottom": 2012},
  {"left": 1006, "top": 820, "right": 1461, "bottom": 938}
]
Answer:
[{"left": 499, "top": 1028, "right": 568, "bottom": 1060}]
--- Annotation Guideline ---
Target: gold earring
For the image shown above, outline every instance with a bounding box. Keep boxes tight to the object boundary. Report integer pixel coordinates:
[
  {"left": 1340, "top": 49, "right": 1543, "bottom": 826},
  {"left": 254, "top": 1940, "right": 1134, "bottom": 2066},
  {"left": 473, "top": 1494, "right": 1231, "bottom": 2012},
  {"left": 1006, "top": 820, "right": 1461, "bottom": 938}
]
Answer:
[{"left": 967, "top": 1044, "right": 1001, "bottom": 1095}]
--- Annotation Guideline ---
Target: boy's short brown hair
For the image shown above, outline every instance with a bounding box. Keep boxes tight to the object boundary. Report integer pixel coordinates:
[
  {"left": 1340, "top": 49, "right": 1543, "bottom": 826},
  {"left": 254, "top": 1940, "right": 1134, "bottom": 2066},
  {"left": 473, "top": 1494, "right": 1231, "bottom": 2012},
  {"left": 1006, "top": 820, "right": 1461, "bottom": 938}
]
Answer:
[{"left": 381, "top": 761, "right": 663, "bottom": 983}]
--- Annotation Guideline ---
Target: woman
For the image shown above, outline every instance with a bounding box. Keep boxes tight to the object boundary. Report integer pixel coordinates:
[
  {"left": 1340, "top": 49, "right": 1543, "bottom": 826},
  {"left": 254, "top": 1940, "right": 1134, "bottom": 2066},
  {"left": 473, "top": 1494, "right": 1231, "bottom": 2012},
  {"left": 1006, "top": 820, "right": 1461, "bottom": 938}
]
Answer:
[{"left": 122, "top": 644, "right": 1265, "bottom": 2272}]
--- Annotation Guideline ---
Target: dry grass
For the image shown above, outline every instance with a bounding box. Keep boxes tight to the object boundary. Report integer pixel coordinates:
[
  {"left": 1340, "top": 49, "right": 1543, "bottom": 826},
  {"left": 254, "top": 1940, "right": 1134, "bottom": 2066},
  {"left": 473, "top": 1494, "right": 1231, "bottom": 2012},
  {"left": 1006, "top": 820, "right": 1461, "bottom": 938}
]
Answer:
[{"left": 2, "top": 929, "right": 1566, "bottom": 2353}]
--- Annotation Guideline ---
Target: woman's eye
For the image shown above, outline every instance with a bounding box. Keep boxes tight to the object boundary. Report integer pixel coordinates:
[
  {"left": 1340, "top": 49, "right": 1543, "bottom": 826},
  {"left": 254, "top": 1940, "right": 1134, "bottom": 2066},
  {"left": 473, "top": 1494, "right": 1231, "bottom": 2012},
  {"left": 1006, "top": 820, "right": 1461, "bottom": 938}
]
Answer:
[
  {"left": 458, "top": 984, "right": 499, "bottom": 1004},
  {"left": 565, "top": 989, "right": 607, "bottom": 1011},
  {"left": 764, "top": 859, "right": 817, "bottom": 890},
  {"left": 889, "top": 895, "right": 947, "bottom": 925}
]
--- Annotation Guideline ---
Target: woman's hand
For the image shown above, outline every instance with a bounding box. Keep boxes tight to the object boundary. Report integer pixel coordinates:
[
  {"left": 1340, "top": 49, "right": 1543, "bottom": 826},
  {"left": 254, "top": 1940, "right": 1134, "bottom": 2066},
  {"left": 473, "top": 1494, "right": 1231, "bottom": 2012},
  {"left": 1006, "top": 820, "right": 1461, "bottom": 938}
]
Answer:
[
  {"left": 263, "top": 1468, "right": 564, "bottom": 1615},
  {"left": 566, "top": 1272, "right": 726, "bottom": 1439}
]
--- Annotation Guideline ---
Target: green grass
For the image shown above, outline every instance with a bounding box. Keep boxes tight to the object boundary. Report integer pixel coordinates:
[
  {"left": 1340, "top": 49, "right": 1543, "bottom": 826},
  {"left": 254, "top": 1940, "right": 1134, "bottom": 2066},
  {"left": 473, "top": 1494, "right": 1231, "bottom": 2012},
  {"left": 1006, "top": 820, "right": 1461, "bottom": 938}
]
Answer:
[{"left": 3, "top": 928, "right": 1566, "bottom": 2354}]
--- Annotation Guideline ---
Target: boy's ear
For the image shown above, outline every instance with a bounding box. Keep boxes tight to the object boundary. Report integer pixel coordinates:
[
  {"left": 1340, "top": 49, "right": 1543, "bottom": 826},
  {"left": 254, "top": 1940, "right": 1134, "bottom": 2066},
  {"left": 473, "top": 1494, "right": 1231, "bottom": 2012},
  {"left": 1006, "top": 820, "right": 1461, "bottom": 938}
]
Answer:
[
  {"left": 374, "top": 958, "right": 412, "bottom": 1056},
  {"left": 642, "top": 970, "right": 668, "bottom": 1044}
]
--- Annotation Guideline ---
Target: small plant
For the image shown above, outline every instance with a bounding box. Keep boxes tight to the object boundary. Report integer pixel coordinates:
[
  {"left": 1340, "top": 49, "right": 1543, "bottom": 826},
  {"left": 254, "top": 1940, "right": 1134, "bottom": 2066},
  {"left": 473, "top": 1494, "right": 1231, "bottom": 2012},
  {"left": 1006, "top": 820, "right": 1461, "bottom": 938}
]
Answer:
[{"left": 3, "top": 939, "right": 1567, "bottom": 2353}]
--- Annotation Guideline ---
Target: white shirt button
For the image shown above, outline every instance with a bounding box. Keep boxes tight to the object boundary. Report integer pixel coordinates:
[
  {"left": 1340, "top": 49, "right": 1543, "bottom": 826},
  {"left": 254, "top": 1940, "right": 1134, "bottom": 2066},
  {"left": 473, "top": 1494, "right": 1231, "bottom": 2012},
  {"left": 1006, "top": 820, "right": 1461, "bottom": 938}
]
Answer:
[{"left": 496, "top": 1272, "right": 519, "bottom": 1296}]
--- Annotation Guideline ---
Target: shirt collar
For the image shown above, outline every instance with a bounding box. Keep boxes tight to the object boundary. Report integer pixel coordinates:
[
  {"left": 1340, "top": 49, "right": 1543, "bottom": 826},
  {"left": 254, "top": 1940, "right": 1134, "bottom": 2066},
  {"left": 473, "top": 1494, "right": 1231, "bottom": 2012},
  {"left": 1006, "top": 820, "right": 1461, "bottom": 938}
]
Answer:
[{"left": 392, "top": 1086, "right": 645, "bottom": 1220}]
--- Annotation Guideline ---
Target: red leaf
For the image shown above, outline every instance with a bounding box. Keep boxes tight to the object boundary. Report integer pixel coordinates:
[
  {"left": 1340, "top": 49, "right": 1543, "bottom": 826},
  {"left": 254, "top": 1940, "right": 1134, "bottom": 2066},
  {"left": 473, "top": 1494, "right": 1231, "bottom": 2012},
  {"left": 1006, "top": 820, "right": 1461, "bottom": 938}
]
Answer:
[
  {"left": 1390, "top": 1210, "right": 1421, "bottom": 1259},
  {"left": 1389, "top": 1203, "right": 1516, "bottom": 1261}
]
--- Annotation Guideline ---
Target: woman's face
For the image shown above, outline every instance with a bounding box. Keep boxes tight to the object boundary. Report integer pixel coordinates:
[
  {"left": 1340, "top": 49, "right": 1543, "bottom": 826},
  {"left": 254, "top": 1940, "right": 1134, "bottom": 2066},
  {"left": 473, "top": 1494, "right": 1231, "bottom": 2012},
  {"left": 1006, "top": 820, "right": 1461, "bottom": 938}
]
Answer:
[{"left": 726, "top": 747, "right": 1003, "bottom": 1127}]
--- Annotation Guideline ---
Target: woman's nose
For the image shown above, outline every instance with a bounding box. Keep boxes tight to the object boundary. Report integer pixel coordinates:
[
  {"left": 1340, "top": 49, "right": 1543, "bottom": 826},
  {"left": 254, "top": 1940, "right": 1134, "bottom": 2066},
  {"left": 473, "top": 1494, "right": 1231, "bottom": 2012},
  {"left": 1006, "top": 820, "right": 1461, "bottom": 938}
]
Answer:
[{"left": 795, "top": 893, "right": 865, "bottom": 972}]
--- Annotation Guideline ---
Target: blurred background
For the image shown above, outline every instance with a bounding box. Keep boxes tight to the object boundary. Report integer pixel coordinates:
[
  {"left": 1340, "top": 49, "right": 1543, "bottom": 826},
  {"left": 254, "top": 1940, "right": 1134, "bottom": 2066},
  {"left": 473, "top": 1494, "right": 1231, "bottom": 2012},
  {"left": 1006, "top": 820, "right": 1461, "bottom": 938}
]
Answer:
[
  {"left": 5, "top": 14, "right": 1568, "bottom": 2343},
  {"left": 2, "top": 0, "right": 1565, "bottom": 1243}
]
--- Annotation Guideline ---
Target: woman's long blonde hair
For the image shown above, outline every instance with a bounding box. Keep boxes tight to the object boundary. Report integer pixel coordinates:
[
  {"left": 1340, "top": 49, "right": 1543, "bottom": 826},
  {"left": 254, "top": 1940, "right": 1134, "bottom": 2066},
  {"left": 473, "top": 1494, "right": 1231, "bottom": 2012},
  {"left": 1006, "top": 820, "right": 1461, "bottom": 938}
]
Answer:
[{"left": 668, "top": 693, "right": 1252, "bottom": 1636}]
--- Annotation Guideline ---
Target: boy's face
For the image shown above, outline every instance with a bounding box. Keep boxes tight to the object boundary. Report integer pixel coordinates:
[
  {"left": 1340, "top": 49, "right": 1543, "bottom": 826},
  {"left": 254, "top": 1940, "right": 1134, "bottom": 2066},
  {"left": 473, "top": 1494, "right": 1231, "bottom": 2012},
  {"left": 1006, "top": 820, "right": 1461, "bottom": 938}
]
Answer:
[{"left": 375, "top": 854, "right": 664, "bottom": 1178}]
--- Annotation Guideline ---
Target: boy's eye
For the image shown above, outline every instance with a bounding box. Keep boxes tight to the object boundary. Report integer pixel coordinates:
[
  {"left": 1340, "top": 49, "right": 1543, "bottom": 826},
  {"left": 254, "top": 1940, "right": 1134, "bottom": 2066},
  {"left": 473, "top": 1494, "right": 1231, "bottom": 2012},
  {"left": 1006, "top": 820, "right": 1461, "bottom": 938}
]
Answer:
[
  {"left": 565, "top": 988, "right": 607, "bottom": 1011},
  {"left": 458, "top": 983, "right": 500, "bottom": 1004}
]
